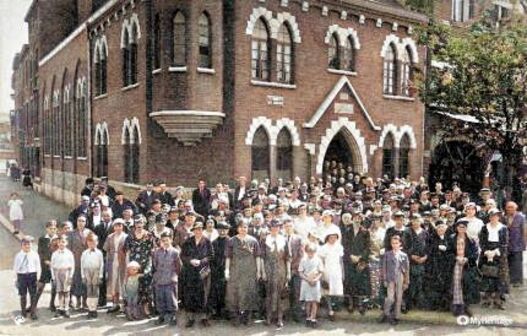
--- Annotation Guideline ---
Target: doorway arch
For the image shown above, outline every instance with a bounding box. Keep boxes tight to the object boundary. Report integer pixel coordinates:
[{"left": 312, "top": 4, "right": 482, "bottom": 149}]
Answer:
[{"left": 316, "top": 118, "right": 368, "bottom": 175}]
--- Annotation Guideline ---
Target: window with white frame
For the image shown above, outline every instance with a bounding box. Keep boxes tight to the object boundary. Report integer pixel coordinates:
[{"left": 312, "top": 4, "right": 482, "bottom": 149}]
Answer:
[
  {"left": 328, "top": 34, "right": 340, "bottom": 70},
  {"left": 383, "top": 43, "right": 397, "bottom": 95},
  {"left": 276, "top": 23, "right": 293, "bottom": 83},
  {"left": 94, "top": 38, "right": 107, "bottom": 95},
  {"left": 173, "top": 11, "right": 186, "bottom": 66},
  {"left": 400, "top": 46, "right": 414, "bottom": 97},
  {"left": 251, "top": 18, "right": 270, "bottom": 81},
  {"left": 198, "top": 12, "right": 212, "bottom": 68}
]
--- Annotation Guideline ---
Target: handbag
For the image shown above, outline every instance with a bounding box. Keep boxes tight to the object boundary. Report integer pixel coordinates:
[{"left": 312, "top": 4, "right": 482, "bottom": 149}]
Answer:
[
  {"left": 199, "top": 266, "right": 211, "bottom": 280},
  {"left": 481, "top": 264, "right": 499, "bottom": 278}
]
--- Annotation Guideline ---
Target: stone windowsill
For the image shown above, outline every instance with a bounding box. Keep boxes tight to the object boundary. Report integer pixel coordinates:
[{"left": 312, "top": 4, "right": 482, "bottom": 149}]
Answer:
[
  {"left": 327, "top": 68, "right": 357, "bottom": 76},
  {"left": 94, "top": 93, "right": 108, "bottom": 100},
  {"left": 121, "top": 83, "right": 140, "bottom": 92},
  {"left": 251, "top": 80, "right": 296, "bottom": 89},
  {"left": 197, "top": 67, "right": 215, "bottom": 74},
  {"left": 169, "top": 66, "right": 187, "bottom": 73},
  {"left": 152, "top": 68, "right": 162, "bottom": 75},
  {"left": 77, "top": 157, "right": 88, "bottom": 161},
  {"left": 53, "top": 155, "right": 61, "bottom": 158},
  {"left": 64, "top": 156, "right": 73, "bottom": 160},
  {"left": 44, "top": 154, "right": 51, "bottom": 158},
  {"left": 383, "top": 95, "right": 416, "bottom": 102}
]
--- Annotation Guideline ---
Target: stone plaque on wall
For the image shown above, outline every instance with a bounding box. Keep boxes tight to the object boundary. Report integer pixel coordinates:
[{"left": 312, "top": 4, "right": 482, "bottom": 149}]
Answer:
[
  {"left": 335, "top": 103, "right": 354, "bottom": 114},
  {"left": 267, "top": 95, "right": 284, "bottom": 106}
]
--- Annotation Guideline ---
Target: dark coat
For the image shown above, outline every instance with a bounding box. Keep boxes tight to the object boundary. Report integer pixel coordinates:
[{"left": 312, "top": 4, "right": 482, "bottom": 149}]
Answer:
[
  {"left": 158, "top": 191, "right": 175, "bottom": 207},
  {"left": 135, "top": 190, "right": 159, "bottom": 215},
  {"left": 209, "top": 236, "right": 228, "bottom": 314},
  {"left": 341, "top": 223, "right": 371, "bottom": 296},
  {"left": 425, "top": 232, "right": 450, "bottom": 309},
  {"left": 192, "top": 188, "right": 212, "bottom": 217},
  {"left": 180, "top": 236, "right": 214, "bottom": 313},
  {"left": 111, "top": 199, "right": 137, "bottom": 219}
]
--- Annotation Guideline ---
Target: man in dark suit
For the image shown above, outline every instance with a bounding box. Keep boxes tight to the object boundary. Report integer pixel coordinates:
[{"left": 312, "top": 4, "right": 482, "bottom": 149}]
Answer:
[
  {"left": 192, "top": 179, "right": 211, "bottom": 217},
  {"left": 93, "top": 209, "right": 113, "bottom": 307},
  {"left": 158, "top": 182, "right": 175, "bottom": 206},
  {"left": 283, "top": 218, "right": 304, "bottom": 322},
  {"left": 233, "top": 176, "right": 248, "bottom": 211},
  {"left": 81, "top": 178, "right": 95, "bottom": 197},
  {"left": 135, "top": 182, "right": 158, "bottom": 215},
  {"left": 111, "top": 191, "right": 136, "bottom": 219},
  {"left": 100, "top": 176, "right": 117, "bottom": 200}
]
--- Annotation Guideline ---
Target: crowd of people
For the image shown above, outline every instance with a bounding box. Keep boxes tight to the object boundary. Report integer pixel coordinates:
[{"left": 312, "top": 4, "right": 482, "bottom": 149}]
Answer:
[{"left": 12, "top": 162, "right": 526, "bottom": 329}]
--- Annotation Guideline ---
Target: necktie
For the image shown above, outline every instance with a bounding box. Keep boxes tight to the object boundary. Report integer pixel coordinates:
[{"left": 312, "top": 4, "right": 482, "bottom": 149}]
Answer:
[{"left": 21, "top": 254, "right": 29, "bottom": 273}]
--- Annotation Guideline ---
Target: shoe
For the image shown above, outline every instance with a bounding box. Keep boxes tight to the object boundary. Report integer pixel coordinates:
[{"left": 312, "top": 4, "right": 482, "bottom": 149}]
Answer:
[
  {"left": 464, "top": 307, "right": 473, "bottom": 317},
  {"left": 347, "top": 305, "right": 354, "bottom": 313},
  {"left": 389, "top": 318, "right": 398, "bottom": 325},
  {"left": 276, "top": 321, "right": 284, "bottom": 328},
  {"left": 31, "top": 312, "right": 38, "bottom": 320},
  {"left": 378, "top": 314, "right": 387, "bottom": 323},
  {"left": 310, "top": 319, "right": 318, "bottom": 328},
  {"left": 107, "top": 305, "right": 120, "bottom": 313},
  {"left": 93, "top": 311, "right": 98, "bottom": 318},
  {"left": 359, "top": 306, "right": 366, "bottom": 316},
  {"left": 185, "top": 319, "right": 195, "bottom": 328},
  {"left": 328, "top": 313, "right": 335, "bottom": 321},
  {"left": 201, "top": 318, "right": 211, "bottom": 327},
  {"left": 49, "top": 305, "right": 56, "bottom": 312},
  {"left": 63, "top": 311, "right": 71, "bottom": 318},
  {"left": 156, "top": 316, "right": 165, "bottom": 325},
  {"left": 169, "top": 317, "right": 178, "bottom": 326},
  {"left": 305, "top": 319, "right": 311, "bottom": 327},
  {"left": 87, "top": 312, "right": 94, "bottom": 319},
  {"left": 54, "top": 310, "right": 62, "bottom": 318},
  {"left": 264, "top": 319, "right": 271, "bottom": 326}
]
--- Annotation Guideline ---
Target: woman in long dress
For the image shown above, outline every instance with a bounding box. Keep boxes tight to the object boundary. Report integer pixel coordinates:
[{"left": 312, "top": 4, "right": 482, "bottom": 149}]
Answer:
[
  {"left": 67, "top": 214, "right": 92, "bottom": 310},
  {"left": 318, "top": 226, "right": 344, "bottom": 321},
  {"left": 261, "top": 220, "right": 290, "bottom": 327},
  {"left": 103, "top": 219, "right": 128, "bottom": 313},
  {"left": 180, "top": 221, "right": 214, "bottom": 328},
  {"left": 225, "top": 220, "right": 262, "bottom": 326},
  {"left": 479, "top": 209, "right": 509, "bottom": 310},
  {"left": 124, "top": 218, "right": 155, "bottom": 317}
]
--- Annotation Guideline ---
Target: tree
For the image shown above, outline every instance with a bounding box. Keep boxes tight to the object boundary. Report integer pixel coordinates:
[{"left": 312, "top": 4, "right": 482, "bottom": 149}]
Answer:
[{"left": 417, "top": 15, "right": 527, "bottom": 194}]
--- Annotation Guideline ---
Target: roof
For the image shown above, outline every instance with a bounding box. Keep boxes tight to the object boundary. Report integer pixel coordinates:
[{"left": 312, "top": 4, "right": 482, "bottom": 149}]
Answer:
[{"left": 340, "top": 0, "right": 429, "bottom": 23}]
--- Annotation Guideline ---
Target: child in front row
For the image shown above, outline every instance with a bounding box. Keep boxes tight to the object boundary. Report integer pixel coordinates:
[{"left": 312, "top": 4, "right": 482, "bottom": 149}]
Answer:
[
  {"left": 379, "top": 235, "right": 409, "bottom": 325},
  {"left": 81, "top": 233, "right": 104, "bottom": 319},
  {"left": 50, "top": 235, "right": 75, "bottom": 318},
  {"left": 299, "top": 243, "right": 323, "bottom": 328},
  {"left": 124, "top": 261, "right": 143, "bottom": 320}
]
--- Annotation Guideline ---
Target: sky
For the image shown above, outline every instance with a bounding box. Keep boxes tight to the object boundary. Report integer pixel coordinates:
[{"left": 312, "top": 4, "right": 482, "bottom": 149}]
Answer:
[{"left": 0, "top": 0, "right": 32, "bottom": 120}]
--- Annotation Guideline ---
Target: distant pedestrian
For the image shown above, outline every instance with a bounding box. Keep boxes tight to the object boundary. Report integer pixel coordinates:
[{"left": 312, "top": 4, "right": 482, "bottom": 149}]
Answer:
[
  {"left": 22, "top": 169, "right": 33, "bottom": 189},
  {"left": 8, "top": 192, "right": 24, "bottom": 235}
]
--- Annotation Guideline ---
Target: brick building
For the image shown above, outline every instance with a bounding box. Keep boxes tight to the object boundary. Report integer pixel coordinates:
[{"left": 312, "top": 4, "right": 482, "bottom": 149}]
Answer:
[{"left": 12, "top": 0, "right": 429, "bottom": 206}]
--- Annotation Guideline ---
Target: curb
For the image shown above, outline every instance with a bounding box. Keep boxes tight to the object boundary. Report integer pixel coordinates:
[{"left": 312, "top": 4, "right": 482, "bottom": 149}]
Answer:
[{"left": 0, "top": 210, "right": 25, "bottom": 242}]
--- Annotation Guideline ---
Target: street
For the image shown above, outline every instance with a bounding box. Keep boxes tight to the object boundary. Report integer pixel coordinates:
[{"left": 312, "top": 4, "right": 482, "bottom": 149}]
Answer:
[{"left": 0, "top": 177, "right": 525, "bottom": 335}]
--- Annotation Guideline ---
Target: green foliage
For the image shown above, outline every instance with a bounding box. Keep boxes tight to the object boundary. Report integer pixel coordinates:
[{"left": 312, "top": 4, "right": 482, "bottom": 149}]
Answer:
[{"left": 418, "top": 18, "right": 527, "bottom": 174}]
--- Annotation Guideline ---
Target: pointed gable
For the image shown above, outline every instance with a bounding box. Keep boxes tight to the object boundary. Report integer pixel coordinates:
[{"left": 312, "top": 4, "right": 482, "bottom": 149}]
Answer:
[{"left": 303, "top": 75, "right": 381, "bottom": 131}]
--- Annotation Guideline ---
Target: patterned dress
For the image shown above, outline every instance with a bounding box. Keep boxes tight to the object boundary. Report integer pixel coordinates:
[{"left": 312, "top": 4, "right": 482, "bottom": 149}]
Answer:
[{"left": 125, "top": 232, "right": 154, "bottom": 304}]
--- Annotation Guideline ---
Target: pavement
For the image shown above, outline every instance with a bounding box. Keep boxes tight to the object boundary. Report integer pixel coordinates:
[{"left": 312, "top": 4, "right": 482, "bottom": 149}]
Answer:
[{"left": 0, "top": 176, "right": 526, "bottom": 335}]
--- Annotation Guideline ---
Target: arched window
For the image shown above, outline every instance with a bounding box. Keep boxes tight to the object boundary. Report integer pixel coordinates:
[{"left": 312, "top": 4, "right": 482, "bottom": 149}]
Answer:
[
  {"left": 43, "top": 94, "right": 50, "bottom": 155},
  {"left": 251, "top": 127, "right": 270, "bottom": 182},
  {"left": 131, "top": 125, "right": 140, "bottom": 183},
  {"left": 251, "top": 18, "right": 270, "bottom": 81},
  {"left": 52, "top": 91, "right": 60, "bottom": 156},
  {"left": 173, "top": 12, "right": 186, "bottom": 66},
  {"left": 342, "top": 37, "right": 355, "bottom": 72},
  {"left": 277, "top": 23, "right": 293, "bottom": 83},
  {"left": 382, "top": 133, "right": 395, "bottom": 179},
  {"left": 153, "top": 14, "right": 161, "bottom": 70},
  {"left": 94, "top": 41, "right": 107, "bottom": 95},
  {"left": 276, "top": 128, "right": 293, "bottom": 181},
  {"left": 401, "top": 46, "right": 414, "bottom": 97},
  {"left": 383, "top": 43, "right": 397, "bottom": 95},
  {"left": 399, "top": 134, "right": 410, "bottom": 178},
  {"left": 123, "top": 127, "right": 131, "bottom": 182},
  {"left": 63, "top": 87, "right": 72, "bottom": 157},
  {"left": 129, "top": 23, "right": 138, "bottom": 84},
  {"left": 328, "top": 34, "right": 340, "bottom": 70},
  {"left": 198, "top": 13, "right": 212, "bottom": 68},
  {"left": 124, "top": 122, "right": 140, "bottom": 184},
  {"left": 77, "top": 80, "right": 87, "bottom": 158},
  {"left": 122, "top": 29, "right": 130, "bottom": 86},
  {"left": 96, "top": 128, "right": 108, "bottom": 177}
]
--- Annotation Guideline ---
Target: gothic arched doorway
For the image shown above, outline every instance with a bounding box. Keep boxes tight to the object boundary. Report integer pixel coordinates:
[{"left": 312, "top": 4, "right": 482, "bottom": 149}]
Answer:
[
  {"left": 323, "top": 130, "right": 357, "bottom": 177},
  {"left": 428, "top": 140, "right": 484, "bottom": 195}
]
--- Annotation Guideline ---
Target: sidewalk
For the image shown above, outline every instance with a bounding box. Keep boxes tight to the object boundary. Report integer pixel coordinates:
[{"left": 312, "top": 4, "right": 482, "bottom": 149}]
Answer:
[{"left": 0, "top": 176, "right": 71, "bottom": 240}]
